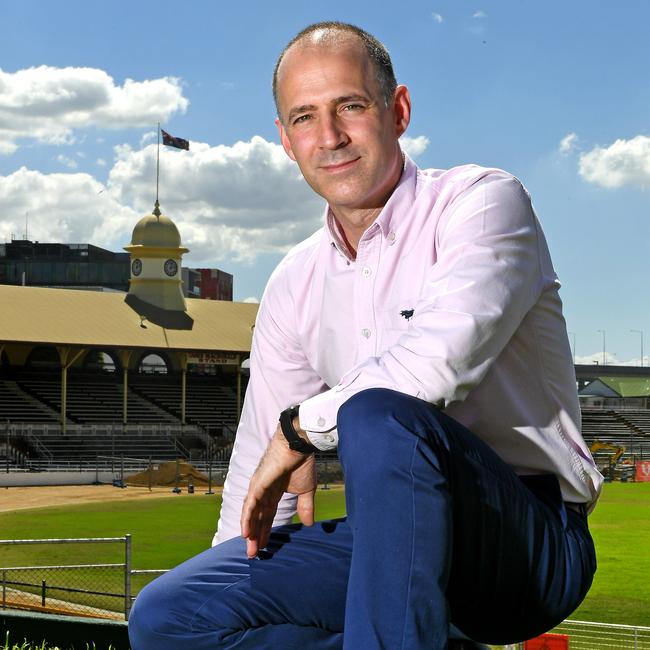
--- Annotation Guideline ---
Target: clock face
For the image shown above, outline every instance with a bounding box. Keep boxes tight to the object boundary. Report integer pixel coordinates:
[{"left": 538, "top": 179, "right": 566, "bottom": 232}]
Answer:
[
  {"left": 163, "top": 258, "right": 178, "bottom": 277},
  {"left": 131, "top": 258, "right": 142, "bottom": 276}
]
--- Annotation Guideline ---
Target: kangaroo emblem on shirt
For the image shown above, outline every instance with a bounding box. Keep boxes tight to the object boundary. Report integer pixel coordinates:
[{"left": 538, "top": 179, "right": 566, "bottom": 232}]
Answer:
[{"left": 400, "top": 309, "right": 415, "bottom": 321}]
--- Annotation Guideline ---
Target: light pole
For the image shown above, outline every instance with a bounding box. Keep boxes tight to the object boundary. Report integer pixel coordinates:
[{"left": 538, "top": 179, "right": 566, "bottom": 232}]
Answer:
[
  {"left": 597, "top": 330, "right": 606, "bottom": 365},
  {"left": 568, "top": 331, "right": 576, "bottom": 364},
  {"left": 631, "top": 329, "right": 644, "bottom": 367}
]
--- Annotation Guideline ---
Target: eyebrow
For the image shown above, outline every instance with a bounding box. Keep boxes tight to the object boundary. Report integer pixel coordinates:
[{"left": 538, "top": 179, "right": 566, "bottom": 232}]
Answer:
[
  {"left": 286, "top": 94, "right": 372, "bottom": 124},
  {"left": 287, "top": 104, "right": 318, "bottom": 123}
]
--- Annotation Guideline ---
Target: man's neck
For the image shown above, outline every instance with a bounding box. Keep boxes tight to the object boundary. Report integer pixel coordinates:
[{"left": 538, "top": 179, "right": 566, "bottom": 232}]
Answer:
[{"left": 332, "top": 206, "right": 383, "bottom": 258}]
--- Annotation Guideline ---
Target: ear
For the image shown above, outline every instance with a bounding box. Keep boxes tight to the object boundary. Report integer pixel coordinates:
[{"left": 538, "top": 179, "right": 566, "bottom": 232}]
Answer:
[
  {"left": 275, "top": 117, "right": 297, "bottom": 162},
  {"left": 391, "top": 85, "right": 411, "bottom": 138}
]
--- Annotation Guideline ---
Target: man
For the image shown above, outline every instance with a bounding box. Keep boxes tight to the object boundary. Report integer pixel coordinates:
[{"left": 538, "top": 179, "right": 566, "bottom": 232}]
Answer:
[{"left": 129, "top": 22, "right": 602, "bottom": 649}]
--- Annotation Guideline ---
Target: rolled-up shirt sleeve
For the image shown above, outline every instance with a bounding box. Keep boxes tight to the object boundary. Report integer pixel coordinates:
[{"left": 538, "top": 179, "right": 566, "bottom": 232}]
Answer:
[{"left": 300, "top": 174, "right": 545, "bottom": 450}]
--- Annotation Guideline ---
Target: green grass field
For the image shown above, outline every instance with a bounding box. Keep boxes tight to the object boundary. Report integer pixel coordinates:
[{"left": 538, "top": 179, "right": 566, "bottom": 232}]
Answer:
[{"left": 0, "top": 483, "right": 648, "bottom": 627}]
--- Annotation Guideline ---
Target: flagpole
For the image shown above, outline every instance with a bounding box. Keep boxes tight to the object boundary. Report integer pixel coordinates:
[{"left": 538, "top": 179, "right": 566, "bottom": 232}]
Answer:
[{"left": 154, "top": 122, "right": 161, "bottom": 217}]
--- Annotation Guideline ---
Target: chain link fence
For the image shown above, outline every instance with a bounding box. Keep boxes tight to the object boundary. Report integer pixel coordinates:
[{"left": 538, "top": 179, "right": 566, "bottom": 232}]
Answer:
[{"left": 0, "top": 536, "right": 131, "bottom": 620}]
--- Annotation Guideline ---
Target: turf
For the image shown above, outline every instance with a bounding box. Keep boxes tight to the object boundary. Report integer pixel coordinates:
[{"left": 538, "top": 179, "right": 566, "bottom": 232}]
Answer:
[
  {"left": 0, "top": 484, "right": 648, "bottom": 626},
  {"left": 570, "top": 482, "right": 650, "bottom": 626}
]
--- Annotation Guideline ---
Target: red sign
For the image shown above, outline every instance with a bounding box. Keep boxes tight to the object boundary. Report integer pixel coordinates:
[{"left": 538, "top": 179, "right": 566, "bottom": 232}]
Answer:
[
  {"left": 524, "top": 633, "right": 569, "bottom": 649},
  {"left": 636, "top": 461, "right": 650, "bottom": 482}
]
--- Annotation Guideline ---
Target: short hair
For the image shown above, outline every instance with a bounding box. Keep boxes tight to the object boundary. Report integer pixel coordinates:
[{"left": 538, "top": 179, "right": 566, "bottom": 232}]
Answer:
[{"left": 272, "top": 21, "right": 397, "bottom": 120}]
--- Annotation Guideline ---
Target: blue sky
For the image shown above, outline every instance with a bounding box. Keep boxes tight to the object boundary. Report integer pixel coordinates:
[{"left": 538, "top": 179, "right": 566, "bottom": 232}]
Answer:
[{"left": 1, "top": 0, "right": 649, "bottom": 364}]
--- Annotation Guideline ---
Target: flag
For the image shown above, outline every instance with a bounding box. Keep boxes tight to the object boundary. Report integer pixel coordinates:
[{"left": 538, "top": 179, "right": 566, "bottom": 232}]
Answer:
[{"left": 161, "top": 129, "right": 189, "bottom": 151}]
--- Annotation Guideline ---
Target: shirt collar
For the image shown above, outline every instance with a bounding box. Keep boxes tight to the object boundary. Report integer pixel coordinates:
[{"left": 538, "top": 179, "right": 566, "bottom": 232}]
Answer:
[{"left": 325, "top": 154, "right": 418, "bottom": 259}]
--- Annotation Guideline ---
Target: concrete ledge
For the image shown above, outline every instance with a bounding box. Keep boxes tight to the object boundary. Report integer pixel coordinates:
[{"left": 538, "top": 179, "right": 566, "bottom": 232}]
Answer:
[
  {"left": 1, "top": 609, "right": 130, "bottom": 650},
  {"left": 0, "top": 471, "right": 115, "bottom": 487}
]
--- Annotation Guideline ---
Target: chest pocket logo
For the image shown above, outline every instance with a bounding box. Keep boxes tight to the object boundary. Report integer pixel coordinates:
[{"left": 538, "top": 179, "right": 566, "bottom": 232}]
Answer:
[{"left": 400, "top": 308, "right": 415, "bottom": 321}]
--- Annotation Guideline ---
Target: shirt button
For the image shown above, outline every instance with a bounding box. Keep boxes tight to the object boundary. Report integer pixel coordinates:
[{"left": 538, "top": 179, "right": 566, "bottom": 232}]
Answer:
[
  {"left": 361, "top": 328, "right": 371, "bottom": 338},
  {"left": 362, "top": 266, "right": 372, "bottom": 278},
  {"left": 324, "top": 434, "right": 334, "bottom": 443},
  {"left": 317, "top": 417, "right": 326, "bottom": 427},
  {"left": 387, "top": 231, "right": 396, "bottom": 244}
]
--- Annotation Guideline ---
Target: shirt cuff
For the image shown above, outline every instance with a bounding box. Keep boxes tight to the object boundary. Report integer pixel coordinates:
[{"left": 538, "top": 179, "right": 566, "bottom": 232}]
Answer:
[{"left": 299, "top": 389, "right": 339, "bottom": 451}]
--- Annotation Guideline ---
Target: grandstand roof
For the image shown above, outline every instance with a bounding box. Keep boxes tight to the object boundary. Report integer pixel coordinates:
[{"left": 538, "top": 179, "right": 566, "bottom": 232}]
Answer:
[
  {"left": 0, "top": 285, "right": 257, "bottom": 352},
  {"left": 592, "top": 376, "right": 650, "bottom": 397}
]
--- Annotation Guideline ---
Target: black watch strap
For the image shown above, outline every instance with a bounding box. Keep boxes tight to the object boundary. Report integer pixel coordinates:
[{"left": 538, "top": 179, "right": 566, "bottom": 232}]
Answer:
[{"left": 279, "top": 405, "right": 318, "bottom": 454}]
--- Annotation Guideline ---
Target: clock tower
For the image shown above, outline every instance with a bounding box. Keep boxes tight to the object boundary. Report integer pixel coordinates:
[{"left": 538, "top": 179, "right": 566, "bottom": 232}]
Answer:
[{"left": 124, "top": 201, "right": 189, "bottom": 311}]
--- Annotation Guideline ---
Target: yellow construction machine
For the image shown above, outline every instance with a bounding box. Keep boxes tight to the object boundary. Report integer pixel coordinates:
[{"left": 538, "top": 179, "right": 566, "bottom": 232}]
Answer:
[{"left": 589, "top": 440, "right": 629, "bottom": 481}]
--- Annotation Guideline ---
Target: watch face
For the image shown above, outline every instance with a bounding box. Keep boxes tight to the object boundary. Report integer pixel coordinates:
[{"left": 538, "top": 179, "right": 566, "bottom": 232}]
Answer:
[
  {"left": 131, "top": 258, "right": 142, "bottom": 276},
  {"left": 163, "top": 258, "right": 178, "bottom": 277}
]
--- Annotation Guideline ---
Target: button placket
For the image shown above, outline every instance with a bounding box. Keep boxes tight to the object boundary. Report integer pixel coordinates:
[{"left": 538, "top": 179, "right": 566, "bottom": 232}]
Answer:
[{"left": 356, "top": 234, "right": 380, "bottom": 352}]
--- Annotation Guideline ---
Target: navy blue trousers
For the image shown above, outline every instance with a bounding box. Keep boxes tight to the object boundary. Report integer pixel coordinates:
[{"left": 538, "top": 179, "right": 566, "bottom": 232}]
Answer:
[{"left": 128, "top": 389, "right": 596, "bottom": 649}]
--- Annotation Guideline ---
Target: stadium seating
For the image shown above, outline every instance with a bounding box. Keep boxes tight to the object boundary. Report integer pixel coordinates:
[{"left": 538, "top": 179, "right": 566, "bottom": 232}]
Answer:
[
  {"left": 129, "top": 374, "right": 240, "bottom": 433},
  {"left": 0, "top": 379, "right": 59, "bottom": 423},
  {"left": 17, "top": 371, "right": 179, "bottom": 425},
  {"left": 0, "top": 368, "right": 244, "bottom": 466}
]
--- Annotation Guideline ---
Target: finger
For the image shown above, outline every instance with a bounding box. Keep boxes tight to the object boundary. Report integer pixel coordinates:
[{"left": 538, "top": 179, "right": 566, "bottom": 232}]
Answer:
[
  {"left": 296, "top": 490, "right": 315, "bottom": 527},
  {"left": 257, "top": 508, "right": 277, "bottom": 550},
  {"left": 240, "top": 496, "right": 256, "bottom": 539},
  {"left": 246, "top": 537, "right": 259, "bottom": 559}
]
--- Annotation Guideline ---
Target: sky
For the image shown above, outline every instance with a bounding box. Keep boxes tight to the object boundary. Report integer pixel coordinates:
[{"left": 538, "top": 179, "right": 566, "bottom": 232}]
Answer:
[{"left": 1, "top": 0, "right": 649, "bottom": 365}]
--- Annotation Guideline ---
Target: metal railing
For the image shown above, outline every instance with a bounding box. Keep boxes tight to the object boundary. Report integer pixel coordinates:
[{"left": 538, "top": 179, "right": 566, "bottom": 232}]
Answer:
[
  {"left": 0, "top": 536, "right": 132, "bottom": 620},
  {"left": 552, "top": 619, "right": 650, "bottom": 649}
]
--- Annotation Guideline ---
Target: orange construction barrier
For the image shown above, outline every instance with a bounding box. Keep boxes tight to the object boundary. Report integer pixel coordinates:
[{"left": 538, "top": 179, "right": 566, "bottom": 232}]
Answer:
[{"left": 635, "top": 460, "right": 650, "bottom": 482}]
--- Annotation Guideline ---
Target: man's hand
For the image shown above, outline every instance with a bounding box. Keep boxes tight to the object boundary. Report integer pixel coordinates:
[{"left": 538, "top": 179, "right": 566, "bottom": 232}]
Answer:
[{"left": 241, "top": 425, "right": 316, "bottom": 558}]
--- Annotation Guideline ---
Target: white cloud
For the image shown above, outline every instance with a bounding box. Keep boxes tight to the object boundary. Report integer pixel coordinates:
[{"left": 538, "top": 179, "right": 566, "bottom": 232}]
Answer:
[
  {"left": 0, "top": 140, "right": 17, "bottom": 155},
  {"left": 559, "top": 132, "right": 578, "bottom": 155},
  {"left": 3, "top": 134, "right": 438, "bottom": 267},
  {"left": 0, "top": 167, "right": 139, "bottom": 245},
  {"left": 0, "top": 66, "right": 188, "bottom": 153},
  {"left": 576, "top": 352, "right": 621, "bottom": 366},
  {"left": 400, "top": 135, "right": 430, "bottom": 157},
  {"left": 107, "top": 136, "right": 324, "bottom": 262},
  {"left": 56, "top": 154, "right": 78, "bottom": 169},
  {"left": 473, "top": 10, "right": 487, "bottom": 18},
  {"left": 96, "top": 158, "right": 106, "bottom": 167},
  {"left": 140, "top": 131, "right": 157, "bottom": 146},
  {"left": 579, "top": 135, "right": 650, "bottom": 189},
  {"left": 432, "top": 13, "right": 444, "bottom": 23}
]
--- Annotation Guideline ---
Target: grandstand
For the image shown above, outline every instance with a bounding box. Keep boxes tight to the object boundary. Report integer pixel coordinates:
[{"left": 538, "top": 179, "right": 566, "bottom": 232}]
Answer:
[
  {"left": 578, "top": 369, "right": 650, "bottom": 480},
  {"left": 0, "top": 204, "right": 258, "bottom": 483}
]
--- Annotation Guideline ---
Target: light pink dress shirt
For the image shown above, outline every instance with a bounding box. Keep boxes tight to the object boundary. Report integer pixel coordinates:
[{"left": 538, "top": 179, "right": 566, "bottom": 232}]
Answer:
[{"left": 214, "top": 157, "right": 603, "bottom": 546}]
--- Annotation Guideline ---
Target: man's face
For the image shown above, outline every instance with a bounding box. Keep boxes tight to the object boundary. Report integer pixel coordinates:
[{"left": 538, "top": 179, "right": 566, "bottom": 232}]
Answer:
[{"left": 275, "top": 39, "right": 409, "bottom": 216}]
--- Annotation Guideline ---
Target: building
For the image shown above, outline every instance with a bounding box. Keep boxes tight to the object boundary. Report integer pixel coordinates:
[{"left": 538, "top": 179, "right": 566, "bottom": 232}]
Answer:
[
  {"left": 181, "top": 268, "right": 233, "bottom": 300},
  {"left": 0, "top": 240, "right": 130, "bottom": 291},
  {"left": 1, "top": 239, "right": 234, "bottom": 300}
]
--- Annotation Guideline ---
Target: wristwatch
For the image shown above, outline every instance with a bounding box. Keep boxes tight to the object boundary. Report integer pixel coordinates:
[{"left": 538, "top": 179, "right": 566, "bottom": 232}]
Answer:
[{"left": 279, "top": 405, "right": 319, "bottom": 454}]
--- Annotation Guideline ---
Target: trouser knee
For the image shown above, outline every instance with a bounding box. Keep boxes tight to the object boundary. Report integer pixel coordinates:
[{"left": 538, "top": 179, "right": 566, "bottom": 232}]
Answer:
[{"left": 337, "top": 388, "right": 451, "bottom": 480}]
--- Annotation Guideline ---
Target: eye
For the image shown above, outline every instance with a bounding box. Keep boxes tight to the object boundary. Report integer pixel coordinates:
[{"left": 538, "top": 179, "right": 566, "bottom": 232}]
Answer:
[
  {"left": 292, "top": 114, "right": 311, "bottom": 126},
  {"left": 341, "top": 103, "right": 364, "bottom": 112}
]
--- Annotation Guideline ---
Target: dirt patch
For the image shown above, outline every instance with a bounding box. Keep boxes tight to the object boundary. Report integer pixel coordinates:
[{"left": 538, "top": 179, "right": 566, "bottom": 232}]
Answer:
[
  {"left": 126, "top": 460, "right": 210, "bottom": 487},
  {"left": 0, "top": 483, "right": 221, "bottom": 514}
]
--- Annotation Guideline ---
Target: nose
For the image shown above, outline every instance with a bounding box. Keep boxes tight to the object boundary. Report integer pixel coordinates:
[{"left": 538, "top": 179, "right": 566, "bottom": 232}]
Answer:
[{"left": 319, "top": 113, "right": 348, "bottom": 150}]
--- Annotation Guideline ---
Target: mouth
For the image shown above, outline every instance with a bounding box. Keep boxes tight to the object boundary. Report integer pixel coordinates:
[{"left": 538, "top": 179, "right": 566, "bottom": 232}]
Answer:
[{"left": 319, "top": 157, "right": 361, "bottom": 173}]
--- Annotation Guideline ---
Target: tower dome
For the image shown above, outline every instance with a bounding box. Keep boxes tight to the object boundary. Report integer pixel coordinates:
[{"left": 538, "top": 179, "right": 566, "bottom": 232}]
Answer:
[
  {"left": 130, "top": 213, "right": 182, "bottom": 248},
  {"left": 124, "top": 202, "right": 189, "bottom": 312}
]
